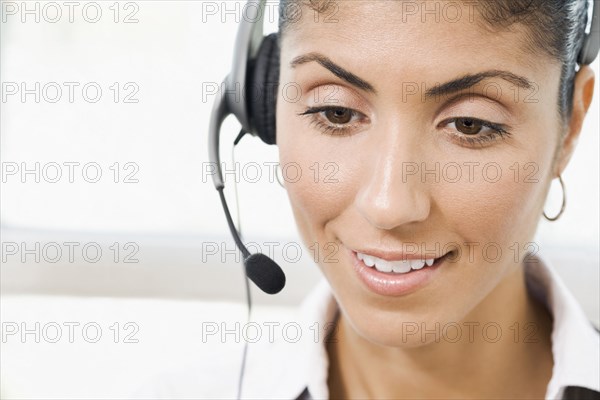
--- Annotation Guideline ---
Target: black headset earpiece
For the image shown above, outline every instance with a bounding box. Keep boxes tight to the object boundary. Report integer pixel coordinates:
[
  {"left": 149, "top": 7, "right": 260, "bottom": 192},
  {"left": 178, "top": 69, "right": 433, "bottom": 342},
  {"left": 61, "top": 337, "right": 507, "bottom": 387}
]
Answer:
[
  {"left": 217, "top": 0, "right": 280, "bottom": 146},
  {"left": 246, "top": 32, "right": 281, "bottom": 145}
]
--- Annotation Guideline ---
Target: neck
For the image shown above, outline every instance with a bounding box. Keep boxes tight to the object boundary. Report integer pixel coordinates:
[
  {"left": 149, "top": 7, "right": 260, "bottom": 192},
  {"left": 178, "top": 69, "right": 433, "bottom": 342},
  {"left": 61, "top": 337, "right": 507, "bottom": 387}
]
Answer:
[{"left": 327, "top": 264, "right": 554, "bottom": 399}]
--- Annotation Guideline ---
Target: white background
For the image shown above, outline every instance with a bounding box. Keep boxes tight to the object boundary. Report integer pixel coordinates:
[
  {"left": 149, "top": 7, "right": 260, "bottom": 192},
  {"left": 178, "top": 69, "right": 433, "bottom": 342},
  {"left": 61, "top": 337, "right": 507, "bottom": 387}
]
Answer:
[{"left": 0, "top": 1, "right": 598, "bottom": 399}]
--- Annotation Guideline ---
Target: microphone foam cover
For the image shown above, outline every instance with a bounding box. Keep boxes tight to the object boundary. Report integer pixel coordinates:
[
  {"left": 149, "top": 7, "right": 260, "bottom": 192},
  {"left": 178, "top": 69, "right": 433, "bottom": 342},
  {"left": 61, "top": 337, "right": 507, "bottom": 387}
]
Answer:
[{"left": 244, "top": 253, "right": 286, "bottom": 295}]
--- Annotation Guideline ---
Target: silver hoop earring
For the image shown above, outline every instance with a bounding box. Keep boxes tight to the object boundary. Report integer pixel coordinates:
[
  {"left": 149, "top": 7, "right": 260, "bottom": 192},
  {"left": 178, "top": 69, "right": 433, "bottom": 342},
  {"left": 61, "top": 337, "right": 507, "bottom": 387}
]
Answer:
[{"left": 543, "top": 175, "right": 566, "bottom": 222}]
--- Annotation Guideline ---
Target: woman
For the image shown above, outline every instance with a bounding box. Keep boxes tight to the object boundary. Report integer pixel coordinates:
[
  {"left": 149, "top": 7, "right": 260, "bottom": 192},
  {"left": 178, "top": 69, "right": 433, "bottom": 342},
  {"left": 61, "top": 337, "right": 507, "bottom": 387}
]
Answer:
[
  {"left": 271, "top": 0, "right": 599, "bottom": 398},
  {"left": 138, "top": 0, "right": 600, "bottom": 399}
]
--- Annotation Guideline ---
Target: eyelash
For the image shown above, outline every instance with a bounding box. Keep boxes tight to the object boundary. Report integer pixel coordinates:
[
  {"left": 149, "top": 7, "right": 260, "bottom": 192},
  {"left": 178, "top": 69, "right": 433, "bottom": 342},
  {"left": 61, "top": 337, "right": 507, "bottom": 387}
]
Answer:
[
  {"left": 440, "top": 117, "right": 511, "bottom": 147},
  {"left": 297, "top": 106, "right": 512, "bottom": 146},
  {"left": 297, "top": 106, "right": 363, "bottom": 137}
]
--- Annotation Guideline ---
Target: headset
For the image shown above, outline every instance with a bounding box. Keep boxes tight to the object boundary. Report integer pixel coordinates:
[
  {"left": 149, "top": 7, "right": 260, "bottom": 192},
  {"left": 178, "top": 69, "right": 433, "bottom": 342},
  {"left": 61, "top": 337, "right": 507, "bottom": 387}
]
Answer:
[{"left": 208, "top": 0, "right": 600, "bottom": 297}]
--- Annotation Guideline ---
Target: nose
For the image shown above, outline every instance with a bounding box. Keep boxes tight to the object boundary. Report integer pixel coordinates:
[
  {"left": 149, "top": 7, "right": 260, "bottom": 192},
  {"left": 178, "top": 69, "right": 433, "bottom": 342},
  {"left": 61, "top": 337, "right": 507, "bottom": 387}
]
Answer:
[{"left": 355, "top": 126, "right": 431, "bottom": 230}]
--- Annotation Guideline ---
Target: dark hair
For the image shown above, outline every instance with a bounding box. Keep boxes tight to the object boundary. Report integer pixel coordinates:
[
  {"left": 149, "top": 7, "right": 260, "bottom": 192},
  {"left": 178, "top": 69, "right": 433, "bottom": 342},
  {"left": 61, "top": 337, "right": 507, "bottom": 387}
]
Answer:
[{"left": 278, "top": 0, "right": 591, "bottom": 125}]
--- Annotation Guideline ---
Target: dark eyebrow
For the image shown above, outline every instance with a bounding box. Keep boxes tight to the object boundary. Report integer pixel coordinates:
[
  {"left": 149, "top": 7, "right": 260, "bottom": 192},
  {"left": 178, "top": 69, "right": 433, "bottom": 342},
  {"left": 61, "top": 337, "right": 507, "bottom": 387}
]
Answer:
[
  {"left": 290, "top": 52, "right": 377, "bottom": 94},
  {"left": 424, "top": 70, "right": 533, "bottom": 99},
  {"left": 290, "top": 52, "right": 533, "bottom": 100}
]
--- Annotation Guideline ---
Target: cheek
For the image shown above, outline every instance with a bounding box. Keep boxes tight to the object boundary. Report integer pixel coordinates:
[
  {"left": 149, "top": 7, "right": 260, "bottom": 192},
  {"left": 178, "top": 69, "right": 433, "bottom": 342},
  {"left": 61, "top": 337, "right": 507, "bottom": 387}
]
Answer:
[
  {"left": 438, "top": 152, "right": 553, "bottom": 250},
  {"left": 440, "top": 171, "right": 542, "bottom": 246},
  {"left": 276, "top": 94, "right": 361, "bottom": 244},
  {"left": 277, "top": 133, "right": 354, "bottom": 244}
]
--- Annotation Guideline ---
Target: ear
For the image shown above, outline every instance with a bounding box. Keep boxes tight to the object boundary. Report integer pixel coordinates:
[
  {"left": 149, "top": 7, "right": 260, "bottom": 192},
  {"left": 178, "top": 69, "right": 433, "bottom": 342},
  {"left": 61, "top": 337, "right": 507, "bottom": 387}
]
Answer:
[{"left": 555, "top": 65, "right": 596, "bottom": 175}]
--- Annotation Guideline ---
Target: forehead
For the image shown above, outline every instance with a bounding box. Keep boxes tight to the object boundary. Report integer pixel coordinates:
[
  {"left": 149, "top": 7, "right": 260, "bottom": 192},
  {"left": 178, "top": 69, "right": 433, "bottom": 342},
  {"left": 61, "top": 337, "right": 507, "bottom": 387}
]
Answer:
[{"left": 281, "top": 0, "right": 553, "bottom": 83}]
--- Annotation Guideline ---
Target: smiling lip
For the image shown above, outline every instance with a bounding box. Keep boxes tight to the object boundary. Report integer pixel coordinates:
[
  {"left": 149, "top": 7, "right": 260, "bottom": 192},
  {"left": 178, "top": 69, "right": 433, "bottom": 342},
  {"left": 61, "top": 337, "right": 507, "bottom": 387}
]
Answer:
[
  {"left": 348, "top": 247, "right": 448, "bottom": 297},
  {"left": 352, "top": 248, "right": 444, "bottom": 261}
]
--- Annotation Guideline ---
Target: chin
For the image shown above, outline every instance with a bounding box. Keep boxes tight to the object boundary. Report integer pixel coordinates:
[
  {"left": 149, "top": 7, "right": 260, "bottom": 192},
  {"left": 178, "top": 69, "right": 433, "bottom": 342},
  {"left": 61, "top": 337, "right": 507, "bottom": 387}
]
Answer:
[
  {"left": 349, "top": 310, "right": 452, "bottom": 349},
  {"left": 337, "top": 294, "right": 465, "bottom": 349}
]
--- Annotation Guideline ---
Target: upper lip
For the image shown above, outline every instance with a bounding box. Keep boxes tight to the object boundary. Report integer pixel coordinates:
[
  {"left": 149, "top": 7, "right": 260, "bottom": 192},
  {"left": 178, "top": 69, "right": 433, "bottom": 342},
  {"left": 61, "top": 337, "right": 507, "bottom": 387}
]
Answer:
[{"left": 350, "top": 247, "right": 447, "bottom": 261}]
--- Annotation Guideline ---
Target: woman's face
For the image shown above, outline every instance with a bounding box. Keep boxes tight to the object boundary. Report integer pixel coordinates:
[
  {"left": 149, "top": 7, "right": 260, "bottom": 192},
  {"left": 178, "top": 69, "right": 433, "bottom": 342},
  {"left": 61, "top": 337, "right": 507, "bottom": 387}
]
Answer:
[{"left": 276, "top": 0, "right": 563, "bottom": 347}]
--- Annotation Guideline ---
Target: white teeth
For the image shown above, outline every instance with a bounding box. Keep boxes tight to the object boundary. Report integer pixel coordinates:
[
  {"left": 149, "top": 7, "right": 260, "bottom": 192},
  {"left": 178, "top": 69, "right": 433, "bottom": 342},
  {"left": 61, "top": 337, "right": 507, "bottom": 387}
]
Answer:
[
  {"left": 410, "top": 259, "right": 425, "bottom": 270},
  {"left": 356, "top": 252, "right": 435, "bottom": 274},
  {"left": 376, "top": 259, "right": 393, "bottom": 273},
  {"left": 391, "top": 260, "right": 412, "bottom": 273}
]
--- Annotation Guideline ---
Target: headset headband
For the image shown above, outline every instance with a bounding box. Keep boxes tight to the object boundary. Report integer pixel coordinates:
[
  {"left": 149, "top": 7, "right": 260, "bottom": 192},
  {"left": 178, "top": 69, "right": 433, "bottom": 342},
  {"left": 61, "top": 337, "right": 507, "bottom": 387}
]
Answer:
[{"left": 580, "top": 0, "right": 600, "bottom": 65}]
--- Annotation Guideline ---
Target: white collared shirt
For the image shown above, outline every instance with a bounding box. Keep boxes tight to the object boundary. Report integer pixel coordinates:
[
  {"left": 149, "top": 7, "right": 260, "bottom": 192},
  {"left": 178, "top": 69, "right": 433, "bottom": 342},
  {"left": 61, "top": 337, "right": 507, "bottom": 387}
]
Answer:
[{"left": 133, "top": 254, "right": 599, "bottom": 399}]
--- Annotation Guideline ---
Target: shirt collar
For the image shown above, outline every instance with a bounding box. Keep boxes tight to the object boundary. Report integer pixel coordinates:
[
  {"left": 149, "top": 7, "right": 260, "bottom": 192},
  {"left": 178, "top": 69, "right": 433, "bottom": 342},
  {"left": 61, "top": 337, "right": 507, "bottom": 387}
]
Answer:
[
  {"left": 527, "top": 254, "right": 600, "bottom": 399},
  {"left": 297, "top": 278, "right": 339, "bottom": 400},
  {"left": 244, "top": 253, "right": 599, "bottom": 400}
]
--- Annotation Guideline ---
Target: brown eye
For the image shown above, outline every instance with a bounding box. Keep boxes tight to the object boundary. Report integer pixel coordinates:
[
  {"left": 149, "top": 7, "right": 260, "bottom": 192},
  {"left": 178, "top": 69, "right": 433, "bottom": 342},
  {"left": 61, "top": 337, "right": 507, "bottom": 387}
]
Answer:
[
  {"left": 324, "top": 108, "right": 352, "bottom": 125},
  {"left": 455, "top": 118, "right": 483, "bottom": 135}
]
